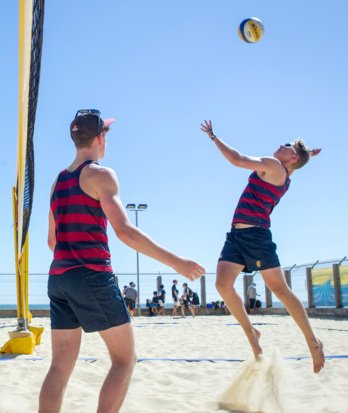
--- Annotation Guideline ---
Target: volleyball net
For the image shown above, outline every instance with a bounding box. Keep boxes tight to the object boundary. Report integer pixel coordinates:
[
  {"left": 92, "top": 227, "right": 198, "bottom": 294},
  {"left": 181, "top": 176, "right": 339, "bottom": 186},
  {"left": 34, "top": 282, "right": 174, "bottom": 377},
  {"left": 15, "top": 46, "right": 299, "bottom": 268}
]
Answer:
[{"left": 1, "top": 0, "right": 45, "bottom": 355}]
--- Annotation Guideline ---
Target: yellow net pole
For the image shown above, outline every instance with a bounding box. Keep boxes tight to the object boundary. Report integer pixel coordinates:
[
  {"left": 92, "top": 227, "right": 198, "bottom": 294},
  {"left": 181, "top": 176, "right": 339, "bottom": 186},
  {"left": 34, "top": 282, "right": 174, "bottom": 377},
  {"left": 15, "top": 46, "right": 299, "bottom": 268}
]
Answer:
[
  {"left": 16, "top": 0, "right": 33, "bottom": 331},
  {"left": 0, "top": 0, "right": 44, "bottom": 355},
  {"left": 17, "top": 0, "right": 33, "bottom": 255}
]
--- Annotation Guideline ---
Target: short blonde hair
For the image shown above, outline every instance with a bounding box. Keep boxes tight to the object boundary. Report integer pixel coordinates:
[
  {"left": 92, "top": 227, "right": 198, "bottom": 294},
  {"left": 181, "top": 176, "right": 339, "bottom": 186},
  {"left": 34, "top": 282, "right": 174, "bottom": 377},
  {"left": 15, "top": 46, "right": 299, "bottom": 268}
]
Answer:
[{"left": 292, "top": 139, "right": 311, "bottom": 170}]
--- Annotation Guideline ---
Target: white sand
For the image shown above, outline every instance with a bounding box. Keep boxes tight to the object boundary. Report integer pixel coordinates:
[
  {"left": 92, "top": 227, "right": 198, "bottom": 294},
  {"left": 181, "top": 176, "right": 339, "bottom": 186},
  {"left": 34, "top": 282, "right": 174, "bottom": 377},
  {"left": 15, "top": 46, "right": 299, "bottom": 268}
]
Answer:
[{"left": 0, "top": 315, "right": 347, "bottom": 413}]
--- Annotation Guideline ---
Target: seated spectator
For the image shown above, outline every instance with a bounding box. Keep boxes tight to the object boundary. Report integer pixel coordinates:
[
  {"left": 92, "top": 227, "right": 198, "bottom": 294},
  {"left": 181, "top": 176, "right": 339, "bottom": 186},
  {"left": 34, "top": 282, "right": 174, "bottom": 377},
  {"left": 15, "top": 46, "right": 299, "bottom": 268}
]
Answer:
[
  {"left": 220, "top": 301, "right": 230, "bottom": 315},
  {"left": 147, "top": 291, "right": 160, "bottom": 316}
]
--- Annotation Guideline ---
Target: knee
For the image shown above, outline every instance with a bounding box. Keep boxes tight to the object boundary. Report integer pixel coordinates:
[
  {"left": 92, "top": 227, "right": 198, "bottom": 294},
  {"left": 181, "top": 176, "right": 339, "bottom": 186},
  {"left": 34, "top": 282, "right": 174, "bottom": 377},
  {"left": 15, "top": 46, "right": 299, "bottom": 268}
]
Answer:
[
  {"left": 215, "top": 278, "right": 237, "bottom": 295},
  {"left": 49, "top": 359, "right": 76, "bottom": 381},
  {"left": 111, "top": 351, "right": 137, "bottom": 371},
  {"left": 271, "top": 284, "right": 291, "bottom": 300}
]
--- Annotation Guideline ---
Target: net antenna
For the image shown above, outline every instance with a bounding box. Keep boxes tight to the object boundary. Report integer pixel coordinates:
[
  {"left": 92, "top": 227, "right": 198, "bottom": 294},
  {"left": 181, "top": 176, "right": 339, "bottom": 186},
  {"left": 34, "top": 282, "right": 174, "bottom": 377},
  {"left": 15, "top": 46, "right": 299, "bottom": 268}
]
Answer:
[{"left": 0, "top": 0, "right": 45, "bottom": 355}]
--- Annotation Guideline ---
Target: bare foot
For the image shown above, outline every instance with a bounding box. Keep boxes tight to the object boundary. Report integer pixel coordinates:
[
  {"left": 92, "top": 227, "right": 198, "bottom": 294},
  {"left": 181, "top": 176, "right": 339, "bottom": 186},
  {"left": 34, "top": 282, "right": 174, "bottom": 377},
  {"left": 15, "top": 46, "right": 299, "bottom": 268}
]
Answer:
[
  {"left": 247, "top": 327, "right": 262, "bottom": 359},
  {"left": 309, "top": 339, "right": 325, "bottom": 373}
]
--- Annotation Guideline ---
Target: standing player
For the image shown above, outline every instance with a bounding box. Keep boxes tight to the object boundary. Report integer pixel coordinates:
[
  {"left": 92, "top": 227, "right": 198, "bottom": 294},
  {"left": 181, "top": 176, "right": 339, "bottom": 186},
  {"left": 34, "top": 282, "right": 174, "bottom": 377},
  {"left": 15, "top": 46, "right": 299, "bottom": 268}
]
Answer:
[
  {"left": 200, "top": 119, "right": 324, "bottom": 373},
  {"left": 38, "top": 109, "right": 205, "bottom": 413},
  {"left": 171, "top": 279, "right": 180, "bottom": 316}
]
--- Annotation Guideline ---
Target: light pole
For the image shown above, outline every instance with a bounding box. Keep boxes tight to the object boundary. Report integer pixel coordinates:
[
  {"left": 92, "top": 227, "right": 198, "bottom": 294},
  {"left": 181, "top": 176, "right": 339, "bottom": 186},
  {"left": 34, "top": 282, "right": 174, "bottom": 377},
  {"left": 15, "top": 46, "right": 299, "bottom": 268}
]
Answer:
[{"left": 126, "top": 203, "right": 147, "bottom": 316}]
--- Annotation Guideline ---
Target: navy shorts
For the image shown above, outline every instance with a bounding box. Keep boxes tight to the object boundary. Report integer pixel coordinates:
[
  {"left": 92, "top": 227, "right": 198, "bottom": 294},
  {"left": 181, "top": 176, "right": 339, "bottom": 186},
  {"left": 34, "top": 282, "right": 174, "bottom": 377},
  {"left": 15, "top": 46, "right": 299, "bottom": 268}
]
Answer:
[
  {"left": 218, "top": 226, "right": 280, "bottom": 273},
  {"left": 48, "top": 267, "right": 130, "bottom": 333}
]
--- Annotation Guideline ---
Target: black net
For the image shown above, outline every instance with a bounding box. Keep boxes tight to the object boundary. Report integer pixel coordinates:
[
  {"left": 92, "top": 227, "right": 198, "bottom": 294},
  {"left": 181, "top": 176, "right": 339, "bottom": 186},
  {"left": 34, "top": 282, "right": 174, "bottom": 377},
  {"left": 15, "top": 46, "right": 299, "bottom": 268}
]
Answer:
[{"left": 19, "top": 0, "right": 45, "bottom": 251}]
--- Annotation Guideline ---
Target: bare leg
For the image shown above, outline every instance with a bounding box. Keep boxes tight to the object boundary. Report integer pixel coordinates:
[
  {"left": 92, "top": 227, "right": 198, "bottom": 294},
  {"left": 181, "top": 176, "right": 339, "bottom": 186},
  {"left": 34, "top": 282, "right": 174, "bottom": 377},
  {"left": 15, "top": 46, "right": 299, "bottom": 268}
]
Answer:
[
  {"left": 216, "top": 261, "right": 262, "bottom": 358},
  {"left": 188, "top": 305, "right": 195, "bottom": 317},
  {"left": 261, "top": 267, "right": 325, "bottom": 373},
  {"left": 172, "top": 304, "right": 177, "bottom": 316},
  {"left": 97, "top": 323, "right": 136, "bottom": 413},
  {"left": 39, "top": 328, "right": 82, "bottom": 413}
]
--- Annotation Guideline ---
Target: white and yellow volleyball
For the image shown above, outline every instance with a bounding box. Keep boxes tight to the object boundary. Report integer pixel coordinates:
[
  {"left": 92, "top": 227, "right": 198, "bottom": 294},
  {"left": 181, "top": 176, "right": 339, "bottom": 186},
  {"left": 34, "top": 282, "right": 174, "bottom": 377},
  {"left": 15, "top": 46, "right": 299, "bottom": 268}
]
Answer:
[{"left": 238, "top": 17, "right": 264, "bottom": 43}]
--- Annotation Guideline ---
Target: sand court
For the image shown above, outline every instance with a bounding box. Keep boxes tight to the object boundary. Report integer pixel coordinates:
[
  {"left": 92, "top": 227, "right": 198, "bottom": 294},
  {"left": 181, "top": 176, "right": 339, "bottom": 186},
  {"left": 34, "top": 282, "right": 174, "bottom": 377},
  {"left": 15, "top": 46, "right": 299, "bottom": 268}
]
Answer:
[{"left": 0, "top": 315, "right": 347, "bottom": 413}]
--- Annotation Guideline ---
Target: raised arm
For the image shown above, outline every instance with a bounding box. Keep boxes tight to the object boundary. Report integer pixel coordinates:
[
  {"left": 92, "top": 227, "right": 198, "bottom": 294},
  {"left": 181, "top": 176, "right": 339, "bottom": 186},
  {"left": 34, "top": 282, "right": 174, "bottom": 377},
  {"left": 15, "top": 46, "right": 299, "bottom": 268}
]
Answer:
[
  {"left": 200, "top": 120, "right": 283, "bottom": 176},
  {"left": 93, "top": 167, "right": 205, "bottom": 281}
]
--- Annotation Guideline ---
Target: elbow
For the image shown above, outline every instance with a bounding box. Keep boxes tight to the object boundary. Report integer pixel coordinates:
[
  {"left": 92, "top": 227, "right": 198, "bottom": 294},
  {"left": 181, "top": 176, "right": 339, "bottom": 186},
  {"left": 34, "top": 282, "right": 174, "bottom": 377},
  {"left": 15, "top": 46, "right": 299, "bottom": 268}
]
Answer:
[
  {"left": 48, "top": 238, "right": 55, "bottom": 252},
  {"left": 116, "top": 224, "right": 137, "bottom": 245},
  {"left": 231, "top": 157, "right": 244, "bottom": 167}
]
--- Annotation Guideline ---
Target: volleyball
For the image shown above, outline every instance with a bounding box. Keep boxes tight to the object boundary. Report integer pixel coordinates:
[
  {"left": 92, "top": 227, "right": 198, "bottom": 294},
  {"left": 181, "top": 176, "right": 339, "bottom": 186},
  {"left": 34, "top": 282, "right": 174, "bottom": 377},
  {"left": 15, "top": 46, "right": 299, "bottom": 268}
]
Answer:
[{"left": 238, "top": 17, "right": 264, "bottom": 43}]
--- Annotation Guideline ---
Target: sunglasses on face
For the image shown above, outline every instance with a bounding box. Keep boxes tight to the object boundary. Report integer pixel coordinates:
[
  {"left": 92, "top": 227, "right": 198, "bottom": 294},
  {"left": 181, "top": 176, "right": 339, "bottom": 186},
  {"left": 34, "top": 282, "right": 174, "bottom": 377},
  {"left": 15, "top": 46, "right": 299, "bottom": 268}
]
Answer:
[
  {"left": 75, "top": 109, "right": 103, "bottom": 135},
  {"left": 283, "top": 142, "right": 298, "bottom": 156}
]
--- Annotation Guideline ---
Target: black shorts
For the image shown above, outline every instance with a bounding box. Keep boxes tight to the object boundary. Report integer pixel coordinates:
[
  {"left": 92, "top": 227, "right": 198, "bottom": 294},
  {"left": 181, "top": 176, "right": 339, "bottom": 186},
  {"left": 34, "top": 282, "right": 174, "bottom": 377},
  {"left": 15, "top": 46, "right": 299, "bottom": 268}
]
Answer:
[
  {"left": 182, "top": 299, "right": 192, "bottom": 308},
  {"left": 125, "top": 297, "right": 136, "bottom": 310},
  {"left": 48, "top": 267, "right": 130, "bottom": 333},
  {"left": 218, "top": 226, "right": 280, "bottom": 273}
]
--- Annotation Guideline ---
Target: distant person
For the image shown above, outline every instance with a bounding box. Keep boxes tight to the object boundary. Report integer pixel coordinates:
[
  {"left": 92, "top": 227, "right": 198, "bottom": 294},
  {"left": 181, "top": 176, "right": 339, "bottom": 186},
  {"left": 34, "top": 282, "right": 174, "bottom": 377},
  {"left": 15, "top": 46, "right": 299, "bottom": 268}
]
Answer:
[
  {"left": 150, "top": 291, "right": 160, "bottom": 316},
  {"left": 180, "top": 283, "right": 195, "bottom": 318},
  {"left": 191, "top": 290, "right": 200, "bottom": 315},
  {"left": 38, "top": 109, "right": 205, "bottom": 413},
  {"left": 221, "top": 301, "right": 230, "bottom": 315},
  {"left": 247, "top": 282, "right": 260, "bottom": 312},
  {"left": 124, "top": 282, "right": 138, "bottom": 317},
  {"left": 201, "top": 119, "right": 324, "bottom": 373},
  {"left": 157, "top": 284, "right": 166, "bottom": 316},
  {"left": 171, "top": 279, "right": 180, "bottom": 316}
]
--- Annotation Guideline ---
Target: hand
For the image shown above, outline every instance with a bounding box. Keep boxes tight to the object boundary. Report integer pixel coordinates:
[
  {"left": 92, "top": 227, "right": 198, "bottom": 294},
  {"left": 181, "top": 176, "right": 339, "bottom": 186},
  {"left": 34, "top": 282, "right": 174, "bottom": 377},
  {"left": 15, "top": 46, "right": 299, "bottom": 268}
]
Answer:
[
  {"left": 173, "top": 258, "right": 205, "bottom": 281},
  {"left": 310, "top": 148, "right": 322, "bottom": 157},
  {"left": 200, "top": 119, "right": 215, "bottom": 140}
]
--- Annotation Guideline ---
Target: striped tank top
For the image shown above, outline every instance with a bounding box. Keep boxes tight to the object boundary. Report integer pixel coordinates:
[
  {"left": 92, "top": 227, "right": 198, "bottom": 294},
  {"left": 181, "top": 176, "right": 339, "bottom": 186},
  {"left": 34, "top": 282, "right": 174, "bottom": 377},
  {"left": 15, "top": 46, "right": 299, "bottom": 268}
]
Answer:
[
  {"left": 232, "top": 170, "right": 291, "bottom": 229},
  {"left": 49, "top": 160, "right": 112, "bottom": 275}
]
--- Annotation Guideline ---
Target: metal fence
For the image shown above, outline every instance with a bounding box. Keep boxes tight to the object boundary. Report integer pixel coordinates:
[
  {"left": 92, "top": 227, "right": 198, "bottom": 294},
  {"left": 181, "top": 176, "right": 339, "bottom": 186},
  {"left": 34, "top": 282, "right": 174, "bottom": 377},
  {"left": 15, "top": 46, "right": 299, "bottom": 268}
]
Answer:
[{"left": 0, "top": 256, "right": 346, "bottom": 309}]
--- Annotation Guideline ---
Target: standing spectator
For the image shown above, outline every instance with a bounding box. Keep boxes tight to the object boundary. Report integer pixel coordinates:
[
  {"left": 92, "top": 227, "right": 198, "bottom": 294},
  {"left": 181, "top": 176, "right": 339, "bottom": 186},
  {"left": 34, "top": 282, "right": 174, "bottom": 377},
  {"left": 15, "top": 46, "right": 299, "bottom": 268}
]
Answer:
[
  {"left": 180, "top": 283, "right": 195, "bottom": 318},
  {"left": 247, "top": 282, "right": 260, "bottom": 312},
  {"left": 157, "top": 284, "right": 166, "bottom": 316},
  {"left": 124, "top": 282, "right": 138, "bottom": 317},
  {"left": 191, "top": 290, "right": 200, "bottom": 315},
  {"left": 171, "top": 280, "right": 180, "bottom": 316}
]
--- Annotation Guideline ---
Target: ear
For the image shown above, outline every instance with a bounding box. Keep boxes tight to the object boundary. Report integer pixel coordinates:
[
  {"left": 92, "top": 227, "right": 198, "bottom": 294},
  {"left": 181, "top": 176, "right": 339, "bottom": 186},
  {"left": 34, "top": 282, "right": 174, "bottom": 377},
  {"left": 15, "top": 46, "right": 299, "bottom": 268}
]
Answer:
[
  {"left": 96, "top": 133, "right": 104, "bottom": 144},
  {"left": 310, "top": 148, "right": 322, "bottom": 157}
]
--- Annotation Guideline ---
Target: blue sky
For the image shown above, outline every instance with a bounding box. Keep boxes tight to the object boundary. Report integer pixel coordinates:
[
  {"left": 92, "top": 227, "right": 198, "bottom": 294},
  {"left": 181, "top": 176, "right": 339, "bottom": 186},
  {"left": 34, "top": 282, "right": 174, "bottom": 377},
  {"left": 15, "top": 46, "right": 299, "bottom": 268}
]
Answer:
[{"left": 0, "top": 0, "right": 347, "bottom": 277}]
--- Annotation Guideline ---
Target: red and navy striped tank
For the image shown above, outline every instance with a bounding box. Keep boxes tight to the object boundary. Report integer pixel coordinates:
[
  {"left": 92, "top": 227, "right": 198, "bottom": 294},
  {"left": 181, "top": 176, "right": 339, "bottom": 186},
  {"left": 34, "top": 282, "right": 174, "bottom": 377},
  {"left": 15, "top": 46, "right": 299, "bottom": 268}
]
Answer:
[
  {"left": 232, "top": 171, "right": 291, "bottom": 229},
  {"left": 49, "top": 160, "right": 112, "bottom": 275}
]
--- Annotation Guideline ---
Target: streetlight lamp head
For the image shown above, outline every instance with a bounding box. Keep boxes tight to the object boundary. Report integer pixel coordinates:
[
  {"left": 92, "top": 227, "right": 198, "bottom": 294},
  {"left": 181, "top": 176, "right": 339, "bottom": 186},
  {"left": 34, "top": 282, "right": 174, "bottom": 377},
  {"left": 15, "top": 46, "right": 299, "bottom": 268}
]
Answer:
[
  {"left": 137, "top": 204, "right": 148, "bottom": 210},
  {"left": 126, "top": 204, "right": 136, "bottom": 210}
]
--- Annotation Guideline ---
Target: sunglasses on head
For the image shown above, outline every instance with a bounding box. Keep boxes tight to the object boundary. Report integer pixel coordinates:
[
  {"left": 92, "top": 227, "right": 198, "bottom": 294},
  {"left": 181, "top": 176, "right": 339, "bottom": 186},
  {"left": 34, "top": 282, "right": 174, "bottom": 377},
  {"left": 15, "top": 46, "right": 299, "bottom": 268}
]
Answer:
[{"left": 75, "top": 109, "right": 103, "bottom": 135}]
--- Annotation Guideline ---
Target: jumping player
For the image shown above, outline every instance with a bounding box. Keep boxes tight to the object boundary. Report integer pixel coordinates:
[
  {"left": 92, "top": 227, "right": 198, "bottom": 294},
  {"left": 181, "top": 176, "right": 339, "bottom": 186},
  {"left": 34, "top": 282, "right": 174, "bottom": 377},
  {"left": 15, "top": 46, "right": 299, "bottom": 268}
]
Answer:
[{"left": 200, "top": 119, "right": 324, "bottom": 373}]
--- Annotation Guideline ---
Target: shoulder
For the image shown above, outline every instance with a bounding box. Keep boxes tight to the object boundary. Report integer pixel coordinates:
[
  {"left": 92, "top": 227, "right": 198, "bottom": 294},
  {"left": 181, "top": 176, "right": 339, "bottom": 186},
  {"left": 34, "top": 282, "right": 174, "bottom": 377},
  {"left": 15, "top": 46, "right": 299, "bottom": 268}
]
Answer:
[
  {"left": 257, "top": 157, "right": 287, "bottom": 184},
  {"left": 83, "top": 163, "right": 117, "bottom": 180},
  {"left": 259, "top": 156, "right": 283, "bottom": 169},
  {"left": 81, "top": 163, "right": 119, "bottom": 194}
]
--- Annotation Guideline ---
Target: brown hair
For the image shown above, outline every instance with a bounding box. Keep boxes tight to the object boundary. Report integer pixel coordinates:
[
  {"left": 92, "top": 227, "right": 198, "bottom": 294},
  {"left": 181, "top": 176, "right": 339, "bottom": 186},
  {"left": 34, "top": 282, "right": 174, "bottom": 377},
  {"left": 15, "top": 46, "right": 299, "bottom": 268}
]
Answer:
[{"left": 291, "top": 139, "right": 311, "bottom": 170}]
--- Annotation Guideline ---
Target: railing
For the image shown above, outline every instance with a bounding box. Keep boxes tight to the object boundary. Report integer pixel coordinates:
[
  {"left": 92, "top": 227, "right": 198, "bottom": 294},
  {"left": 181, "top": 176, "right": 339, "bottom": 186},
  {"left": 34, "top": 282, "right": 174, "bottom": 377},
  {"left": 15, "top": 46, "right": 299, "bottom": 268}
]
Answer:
[{"left": 0, "top": 257, "right": 347, "bottom": 310}]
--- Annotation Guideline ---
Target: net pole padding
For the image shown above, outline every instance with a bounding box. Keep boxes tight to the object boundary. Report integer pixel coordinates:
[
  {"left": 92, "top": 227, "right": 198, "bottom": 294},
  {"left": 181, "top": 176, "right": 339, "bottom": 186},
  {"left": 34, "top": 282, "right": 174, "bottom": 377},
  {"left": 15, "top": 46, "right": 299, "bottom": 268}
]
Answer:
[
  {"left": 12, "top": 186, "right": 29, "bottom": 328},
  {"left": 12, "top": 187, "right": 21, "bottom": 320}
]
